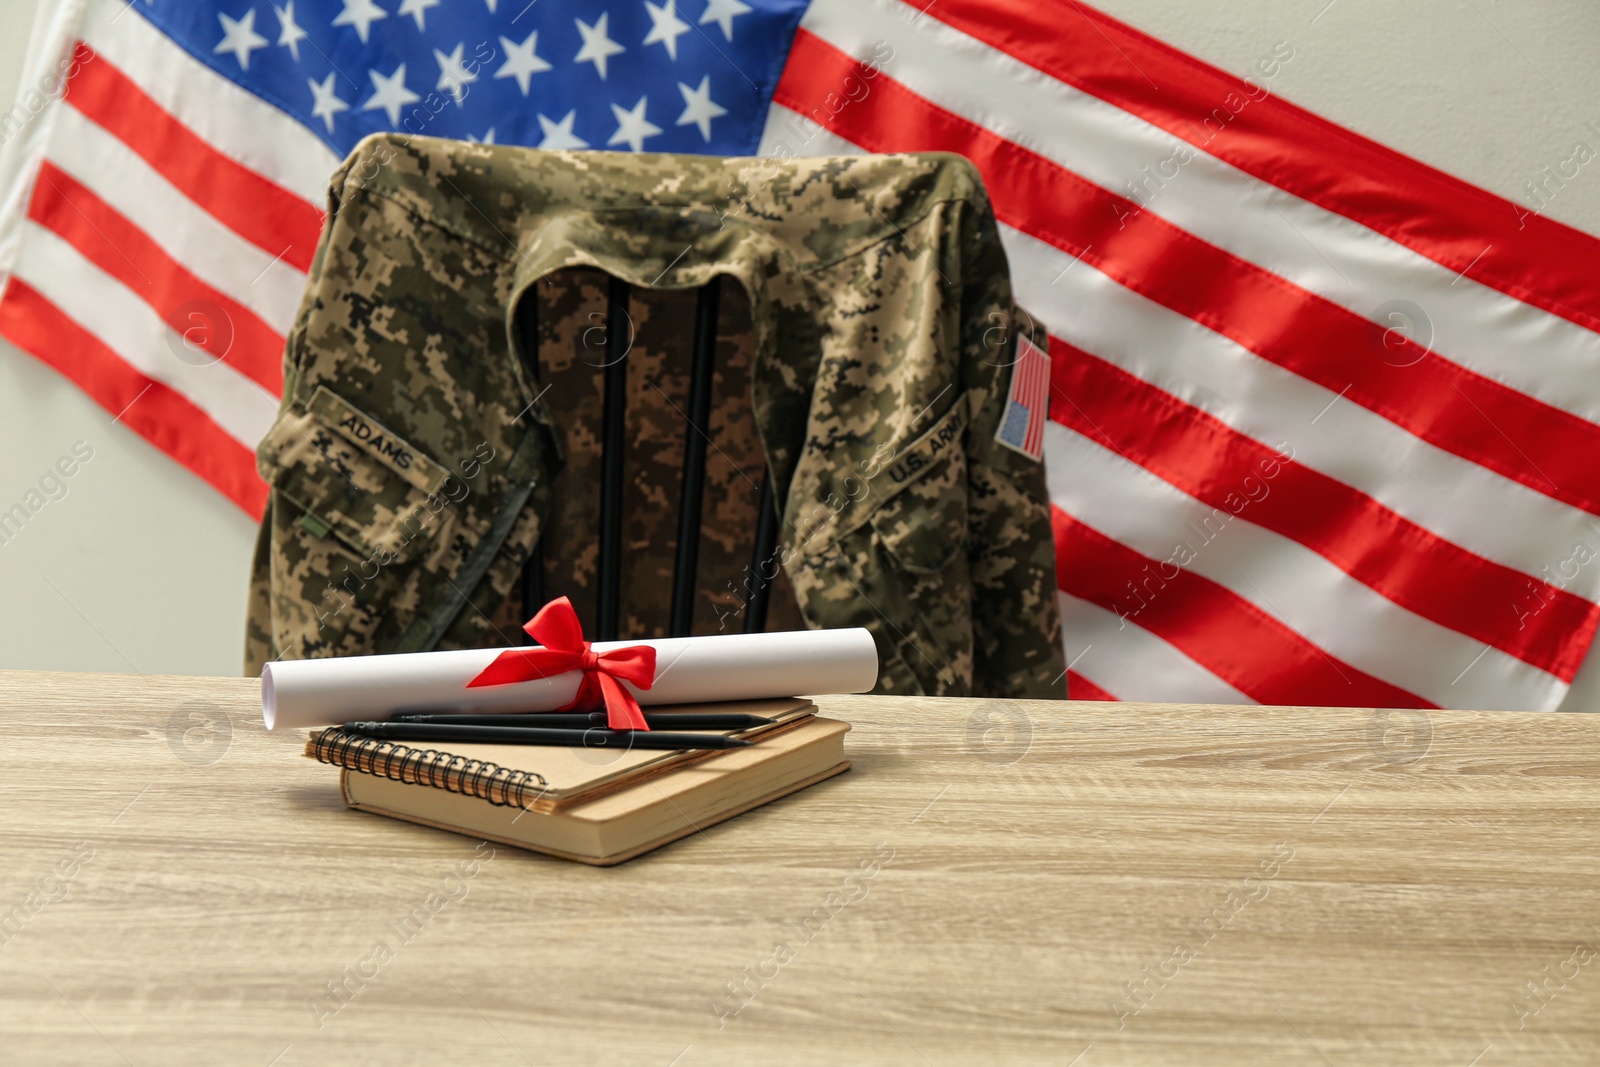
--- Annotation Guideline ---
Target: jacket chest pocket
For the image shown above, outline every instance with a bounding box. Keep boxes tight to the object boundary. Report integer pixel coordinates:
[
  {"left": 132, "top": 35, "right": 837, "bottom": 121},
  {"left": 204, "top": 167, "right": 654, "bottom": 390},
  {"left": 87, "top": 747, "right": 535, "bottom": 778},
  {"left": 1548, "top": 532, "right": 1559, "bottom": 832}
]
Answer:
[{"left": 257, "top": 387, "right": 463, "bottom": 656}]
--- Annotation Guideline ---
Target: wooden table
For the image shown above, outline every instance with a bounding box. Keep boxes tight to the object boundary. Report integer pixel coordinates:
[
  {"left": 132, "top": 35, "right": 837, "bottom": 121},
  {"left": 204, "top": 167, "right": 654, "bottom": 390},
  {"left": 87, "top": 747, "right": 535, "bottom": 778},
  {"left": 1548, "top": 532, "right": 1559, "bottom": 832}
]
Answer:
[{"left": 2, "top": 671, "right": 1597, "bottom": 1065}]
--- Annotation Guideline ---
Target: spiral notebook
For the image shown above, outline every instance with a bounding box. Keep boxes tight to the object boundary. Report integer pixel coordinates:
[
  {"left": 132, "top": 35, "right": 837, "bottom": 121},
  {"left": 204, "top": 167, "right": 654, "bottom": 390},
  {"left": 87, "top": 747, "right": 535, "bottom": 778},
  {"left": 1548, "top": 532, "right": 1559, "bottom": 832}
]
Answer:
[{"left": 305, "top": 698, "right": 851, "bottom": 865}]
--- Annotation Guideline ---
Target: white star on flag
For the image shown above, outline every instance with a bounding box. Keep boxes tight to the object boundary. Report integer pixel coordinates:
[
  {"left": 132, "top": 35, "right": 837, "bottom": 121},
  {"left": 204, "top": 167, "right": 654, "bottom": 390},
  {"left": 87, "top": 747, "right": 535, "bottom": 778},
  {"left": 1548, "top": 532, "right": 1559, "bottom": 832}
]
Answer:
[
  {"left": 214, "top": 9, "right": 268, "bottom": 71},
  {"left": 434, "top": 43, "right": 478, "bottom": 106},
  {"left": 398, "top": 0, "right": 440, "bottom": 31},
  {"left": 574, "top": 13, "right": 625, "bottom": 80},
  {"left": 676, "top": 76, "right": 726, "bottom": 142},
  {"left": 538, "top": 110, "right": 589, "bottom": 149},
  {"left": 308, "top": 71, "right": 349, "bottom": 132},
  {"left": 699, "top": 0, "right": 751, "bottom": 42},
  {"left": 332, "top": 0, "right": 387, "bottom": 45},
  {"left": 362, "top": 63, "right": 419, "bottom": 125},
  {"left": 608, "top": 96, "right": 662, "bottom": 152},
  {"left": 643, "top": 0, "right": 691, "bottom": 61},
  {"left": 273, "top": 3, "right": 306, "bottom": 62},
  {"left": 495, "top": 31, "right": 551, "bottom": 96}
]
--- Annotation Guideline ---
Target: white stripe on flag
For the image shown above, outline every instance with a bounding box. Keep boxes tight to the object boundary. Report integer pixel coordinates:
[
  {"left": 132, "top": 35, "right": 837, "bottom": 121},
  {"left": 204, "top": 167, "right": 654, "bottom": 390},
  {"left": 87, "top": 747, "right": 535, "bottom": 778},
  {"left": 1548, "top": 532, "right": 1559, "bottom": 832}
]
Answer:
[
  {"left": 13, "top": 220, "right": 281, "bottom": 448},
  {"left": 1060, "top": 592, "right": 1256, "bottom": 706},
  {"left": 0, "top": 0, "right": 86, "bottom": 287}
]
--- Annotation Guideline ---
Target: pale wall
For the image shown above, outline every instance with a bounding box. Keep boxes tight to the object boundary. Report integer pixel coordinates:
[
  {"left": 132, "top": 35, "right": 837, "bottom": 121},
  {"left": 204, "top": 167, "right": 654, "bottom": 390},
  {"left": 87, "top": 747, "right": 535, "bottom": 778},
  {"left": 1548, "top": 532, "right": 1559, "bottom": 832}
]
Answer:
[{"left": 2, "top": 0, "right": 1599, "bottom": 701}]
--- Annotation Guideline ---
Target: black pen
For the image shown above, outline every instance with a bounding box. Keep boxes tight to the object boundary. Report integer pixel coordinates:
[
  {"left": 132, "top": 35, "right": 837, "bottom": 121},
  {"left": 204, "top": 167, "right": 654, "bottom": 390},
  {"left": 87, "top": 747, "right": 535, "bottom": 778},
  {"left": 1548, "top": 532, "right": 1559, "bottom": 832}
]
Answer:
[
  {"left": 343, "top": 721, "right": 753, "bottom": 750},
  {"left": 390, "top": 711, "right": 775, "bottom": 731}
]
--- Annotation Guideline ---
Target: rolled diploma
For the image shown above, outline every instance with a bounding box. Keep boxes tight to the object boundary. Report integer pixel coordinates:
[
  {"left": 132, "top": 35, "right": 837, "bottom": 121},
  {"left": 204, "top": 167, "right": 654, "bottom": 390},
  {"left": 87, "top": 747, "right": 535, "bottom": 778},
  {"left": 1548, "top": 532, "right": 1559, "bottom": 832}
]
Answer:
[{"left": 262, "top": 627, "right": 879, "bottom": 730}]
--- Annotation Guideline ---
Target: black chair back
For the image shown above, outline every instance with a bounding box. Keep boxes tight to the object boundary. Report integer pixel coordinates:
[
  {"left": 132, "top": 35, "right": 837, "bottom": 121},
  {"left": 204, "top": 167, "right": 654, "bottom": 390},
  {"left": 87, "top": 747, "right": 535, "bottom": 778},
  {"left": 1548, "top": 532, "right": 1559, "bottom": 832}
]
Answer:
[{"left": 514, "top": 275, "right": 782, "bottom": 642}]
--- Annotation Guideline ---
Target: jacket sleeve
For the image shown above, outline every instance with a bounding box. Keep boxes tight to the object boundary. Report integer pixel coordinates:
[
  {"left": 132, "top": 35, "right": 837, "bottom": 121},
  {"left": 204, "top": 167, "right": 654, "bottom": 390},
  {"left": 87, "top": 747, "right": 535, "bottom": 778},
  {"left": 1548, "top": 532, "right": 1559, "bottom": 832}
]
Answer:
[{"left": 959, "top": 203, "right": 1067, "bottom": 699}]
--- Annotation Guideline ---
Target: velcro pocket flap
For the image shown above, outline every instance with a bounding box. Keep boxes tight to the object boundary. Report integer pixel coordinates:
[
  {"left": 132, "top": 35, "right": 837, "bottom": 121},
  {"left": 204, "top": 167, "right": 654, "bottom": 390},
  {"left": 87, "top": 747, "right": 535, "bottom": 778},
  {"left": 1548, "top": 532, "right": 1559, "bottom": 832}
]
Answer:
[{"left": 257, "top": 388, "right": 449, "bottom": 563}]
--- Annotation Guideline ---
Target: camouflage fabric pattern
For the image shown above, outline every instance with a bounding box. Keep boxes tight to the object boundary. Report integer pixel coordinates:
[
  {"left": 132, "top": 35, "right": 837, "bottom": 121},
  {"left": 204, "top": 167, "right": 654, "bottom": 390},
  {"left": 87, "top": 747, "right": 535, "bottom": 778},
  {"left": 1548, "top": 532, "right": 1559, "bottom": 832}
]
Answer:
[{"left": 247, "top": 134, "right": 1064, "bottom": 698}]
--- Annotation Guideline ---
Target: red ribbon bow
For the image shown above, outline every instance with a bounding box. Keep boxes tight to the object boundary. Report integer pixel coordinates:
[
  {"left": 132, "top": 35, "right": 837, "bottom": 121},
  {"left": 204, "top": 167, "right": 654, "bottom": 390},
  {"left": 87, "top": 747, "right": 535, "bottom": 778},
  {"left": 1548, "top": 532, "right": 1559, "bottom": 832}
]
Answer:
[{"left": 465, "top": 597, "right": 657, "bottom": 730}]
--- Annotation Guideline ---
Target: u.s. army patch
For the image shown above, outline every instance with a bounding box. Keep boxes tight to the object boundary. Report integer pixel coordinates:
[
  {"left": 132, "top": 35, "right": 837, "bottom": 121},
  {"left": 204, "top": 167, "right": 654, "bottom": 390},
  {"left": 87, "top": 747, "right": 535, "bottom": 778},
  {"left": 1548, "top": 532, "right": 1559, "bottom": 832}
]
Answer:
[
  {"left": 307, "top": 386, "right": 450, "bottom": 494},
  {"left": 993, "top": 334, "right": 1050, "bottom": 462}
]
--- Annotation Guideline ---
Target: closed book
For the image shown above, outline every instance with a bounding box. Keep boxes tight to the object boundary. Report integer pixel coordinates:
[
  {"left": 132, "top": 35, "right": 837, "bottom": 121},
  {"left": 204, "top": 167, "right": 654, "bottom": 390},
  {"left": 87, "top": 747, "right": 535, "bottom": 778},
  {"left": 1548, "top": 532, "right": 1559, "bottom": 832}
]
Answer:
[{"left": 304, "top": 699, "right": 850, "bottom": 865}]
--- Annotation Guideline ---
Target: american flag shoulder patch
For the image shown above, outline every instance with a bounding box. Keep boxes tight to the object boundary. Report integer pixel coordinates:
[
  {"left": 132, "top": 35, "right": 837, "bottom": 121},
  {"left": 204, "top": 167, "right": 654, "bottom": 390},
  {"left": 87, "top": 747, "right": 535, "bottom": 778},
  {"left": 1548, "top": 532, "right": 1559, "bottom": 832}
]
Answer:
[{"left": 993, "top": 334, "right": 1050, "bottom": 462}]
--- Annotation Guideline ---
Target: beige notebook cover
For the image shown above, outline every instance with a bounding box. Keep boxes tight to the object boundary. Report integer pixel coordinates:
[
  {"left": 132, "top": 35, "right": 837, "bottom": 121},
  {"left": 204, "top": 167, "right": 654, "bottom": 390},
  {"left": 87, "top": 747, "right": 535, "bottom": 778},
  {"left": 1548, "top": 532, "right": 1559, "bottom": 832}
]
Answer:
[
  {"left": 305, "top": 697, "right": 818, "bottom": 812},
  {"left": 340, "top": 717, "right": 852, "bottom": 865}
]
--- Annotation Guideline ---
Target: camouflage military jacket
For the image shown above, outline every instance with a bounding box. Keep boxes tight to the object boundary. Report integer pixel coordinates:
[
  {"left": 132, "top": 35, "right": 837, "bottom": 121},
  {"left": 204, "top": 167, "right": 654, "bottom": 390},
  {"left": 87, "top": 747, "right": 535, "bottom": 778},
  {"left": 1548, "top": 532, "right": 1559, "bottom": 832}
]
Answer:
[{"left": 246, "top": 134, "right": 1065, "bottom": 698}]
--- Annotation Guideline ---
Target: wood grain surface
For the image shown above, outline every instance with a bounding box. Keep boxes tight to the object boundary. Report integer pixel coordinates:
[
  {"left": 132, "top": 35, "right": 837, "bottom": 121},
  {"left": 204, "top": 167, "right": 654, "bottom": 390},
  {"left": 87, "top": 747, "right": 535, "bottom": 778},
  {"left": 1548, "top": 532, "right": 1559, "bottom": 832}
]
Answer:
[{"left": 1, "top": 669, "right": 1596, "bottom": 1065}]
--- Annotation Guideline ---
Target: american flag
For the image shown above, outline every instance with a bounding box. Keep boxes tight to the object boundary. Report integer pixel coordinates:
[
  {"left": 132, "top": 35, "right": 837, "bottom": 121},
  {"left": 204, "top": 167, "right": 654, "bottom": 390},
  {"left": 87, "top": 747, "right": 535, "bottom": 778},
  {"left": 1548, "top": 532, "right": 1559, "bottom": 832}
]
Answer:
[
  {"left": 4, "top": 0, "right": 1600, "bottom": 711},
  {"left": 993, "top": 333, "right": 1048, "bottom": 463}
]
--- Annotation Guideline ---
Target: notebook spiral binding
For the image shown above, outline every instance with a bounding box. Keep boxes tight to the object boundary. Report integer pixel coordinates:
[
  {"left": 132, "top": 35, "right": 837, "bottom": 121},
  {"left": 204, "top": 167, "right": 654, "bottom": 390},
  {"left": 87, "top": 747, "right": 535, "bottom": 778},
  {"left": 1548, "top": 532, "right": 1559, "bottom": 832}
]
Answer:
[{"left": 310, "top": 729, "right": 551, "bottom": 810}]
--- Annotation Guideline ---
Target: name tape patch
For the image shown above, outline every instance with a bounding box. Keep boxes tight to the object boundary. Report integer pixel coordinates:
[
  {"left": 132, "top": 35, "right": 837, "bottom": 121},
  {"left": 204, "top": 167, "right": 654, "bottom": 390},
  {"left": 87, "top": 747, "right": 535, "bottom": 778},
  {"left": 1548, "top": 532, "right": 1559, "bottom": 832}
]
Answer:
[
  {"left": 308, "top": 386, "right": 450, "bottom": 494},
  {"left": 877, "top": 395, "right": 969, "bottom": 489}
]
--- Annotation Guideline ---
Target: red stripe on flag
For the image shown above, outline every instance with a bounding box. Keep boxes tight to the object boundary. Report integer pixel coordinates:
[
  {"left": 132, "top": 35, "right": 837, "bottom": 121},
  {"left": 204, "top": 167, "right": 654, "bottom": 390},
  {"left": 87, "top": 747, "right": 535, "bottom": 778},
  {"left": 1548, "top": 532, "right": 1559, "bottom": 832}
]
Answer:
[
  {"left": 1024, "top": 345, "right": 1046, "bottom": 455},
  {"left": 1050, "top": 337, "right": 1595, "bottom": 681},
  {"left": 1052, "top": 505, "right": 1434, "bottom": 709},
  {"left": 775, "top": 30, "right": 1600, "bottom": 519},
  {"left": 1067, "top": 670, "right": 1118, "bottom": 702},
  {"left": 918, "top": 0, "right": 1600, "bottom": 335},
  {"left": 62, "top": 45, "right": 320, "bottom": 273},
  {"left": 1018, "top": 350, "right": 1035, "bottom": 451},
  {"left": 0, "top": 279, "right": 267, "bottom": 516},
  {"left": 28, "top": 161, "right": 284, "bottom": 395}
]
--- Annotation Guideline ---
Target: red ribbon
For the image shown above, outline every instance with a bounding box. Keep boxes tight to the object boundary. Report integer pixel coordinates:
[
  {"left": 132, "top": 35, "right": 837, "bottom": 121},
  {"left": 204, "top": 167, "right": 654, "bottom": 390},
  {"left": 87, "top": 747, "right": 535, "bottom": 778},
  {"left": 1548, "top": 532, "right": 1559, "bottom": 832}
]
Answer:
[{"left": 464, "top": 597, "right": 657, "bottom": 730}]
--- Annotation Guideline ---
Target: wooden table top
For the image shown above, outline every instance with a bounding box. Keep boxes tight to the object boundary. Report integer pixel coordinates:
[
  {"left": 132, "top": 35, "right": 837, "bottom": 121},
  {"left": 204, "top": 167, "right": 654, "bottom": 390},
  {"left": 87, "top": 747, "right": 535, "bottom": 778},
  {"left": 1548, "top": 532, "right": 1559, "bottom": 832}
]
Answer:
[{"left": 2, "top": 670, "right": 1597, "bottom": 1065}]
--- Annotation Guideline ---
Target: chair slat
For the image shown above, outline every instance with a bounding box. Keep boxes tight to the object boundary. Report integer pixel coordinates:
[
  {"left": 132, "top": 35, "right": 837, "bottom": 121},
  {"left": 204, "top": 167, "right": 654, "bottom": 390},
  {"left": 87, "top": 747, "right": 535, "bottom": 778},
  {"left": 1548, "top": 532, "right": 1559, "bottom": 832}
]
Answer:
[
  {"left": 517, "top": 296, "right": 542, "bottom": 643},
  {"left": 670, "top": 281, "right": 721, "bottom": 637},
  {"left": 596, "top": 276, "right": 630, "bottom": 642},
  {"left": 744, "top": 474, "right": 778, "bottom": 634}
]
